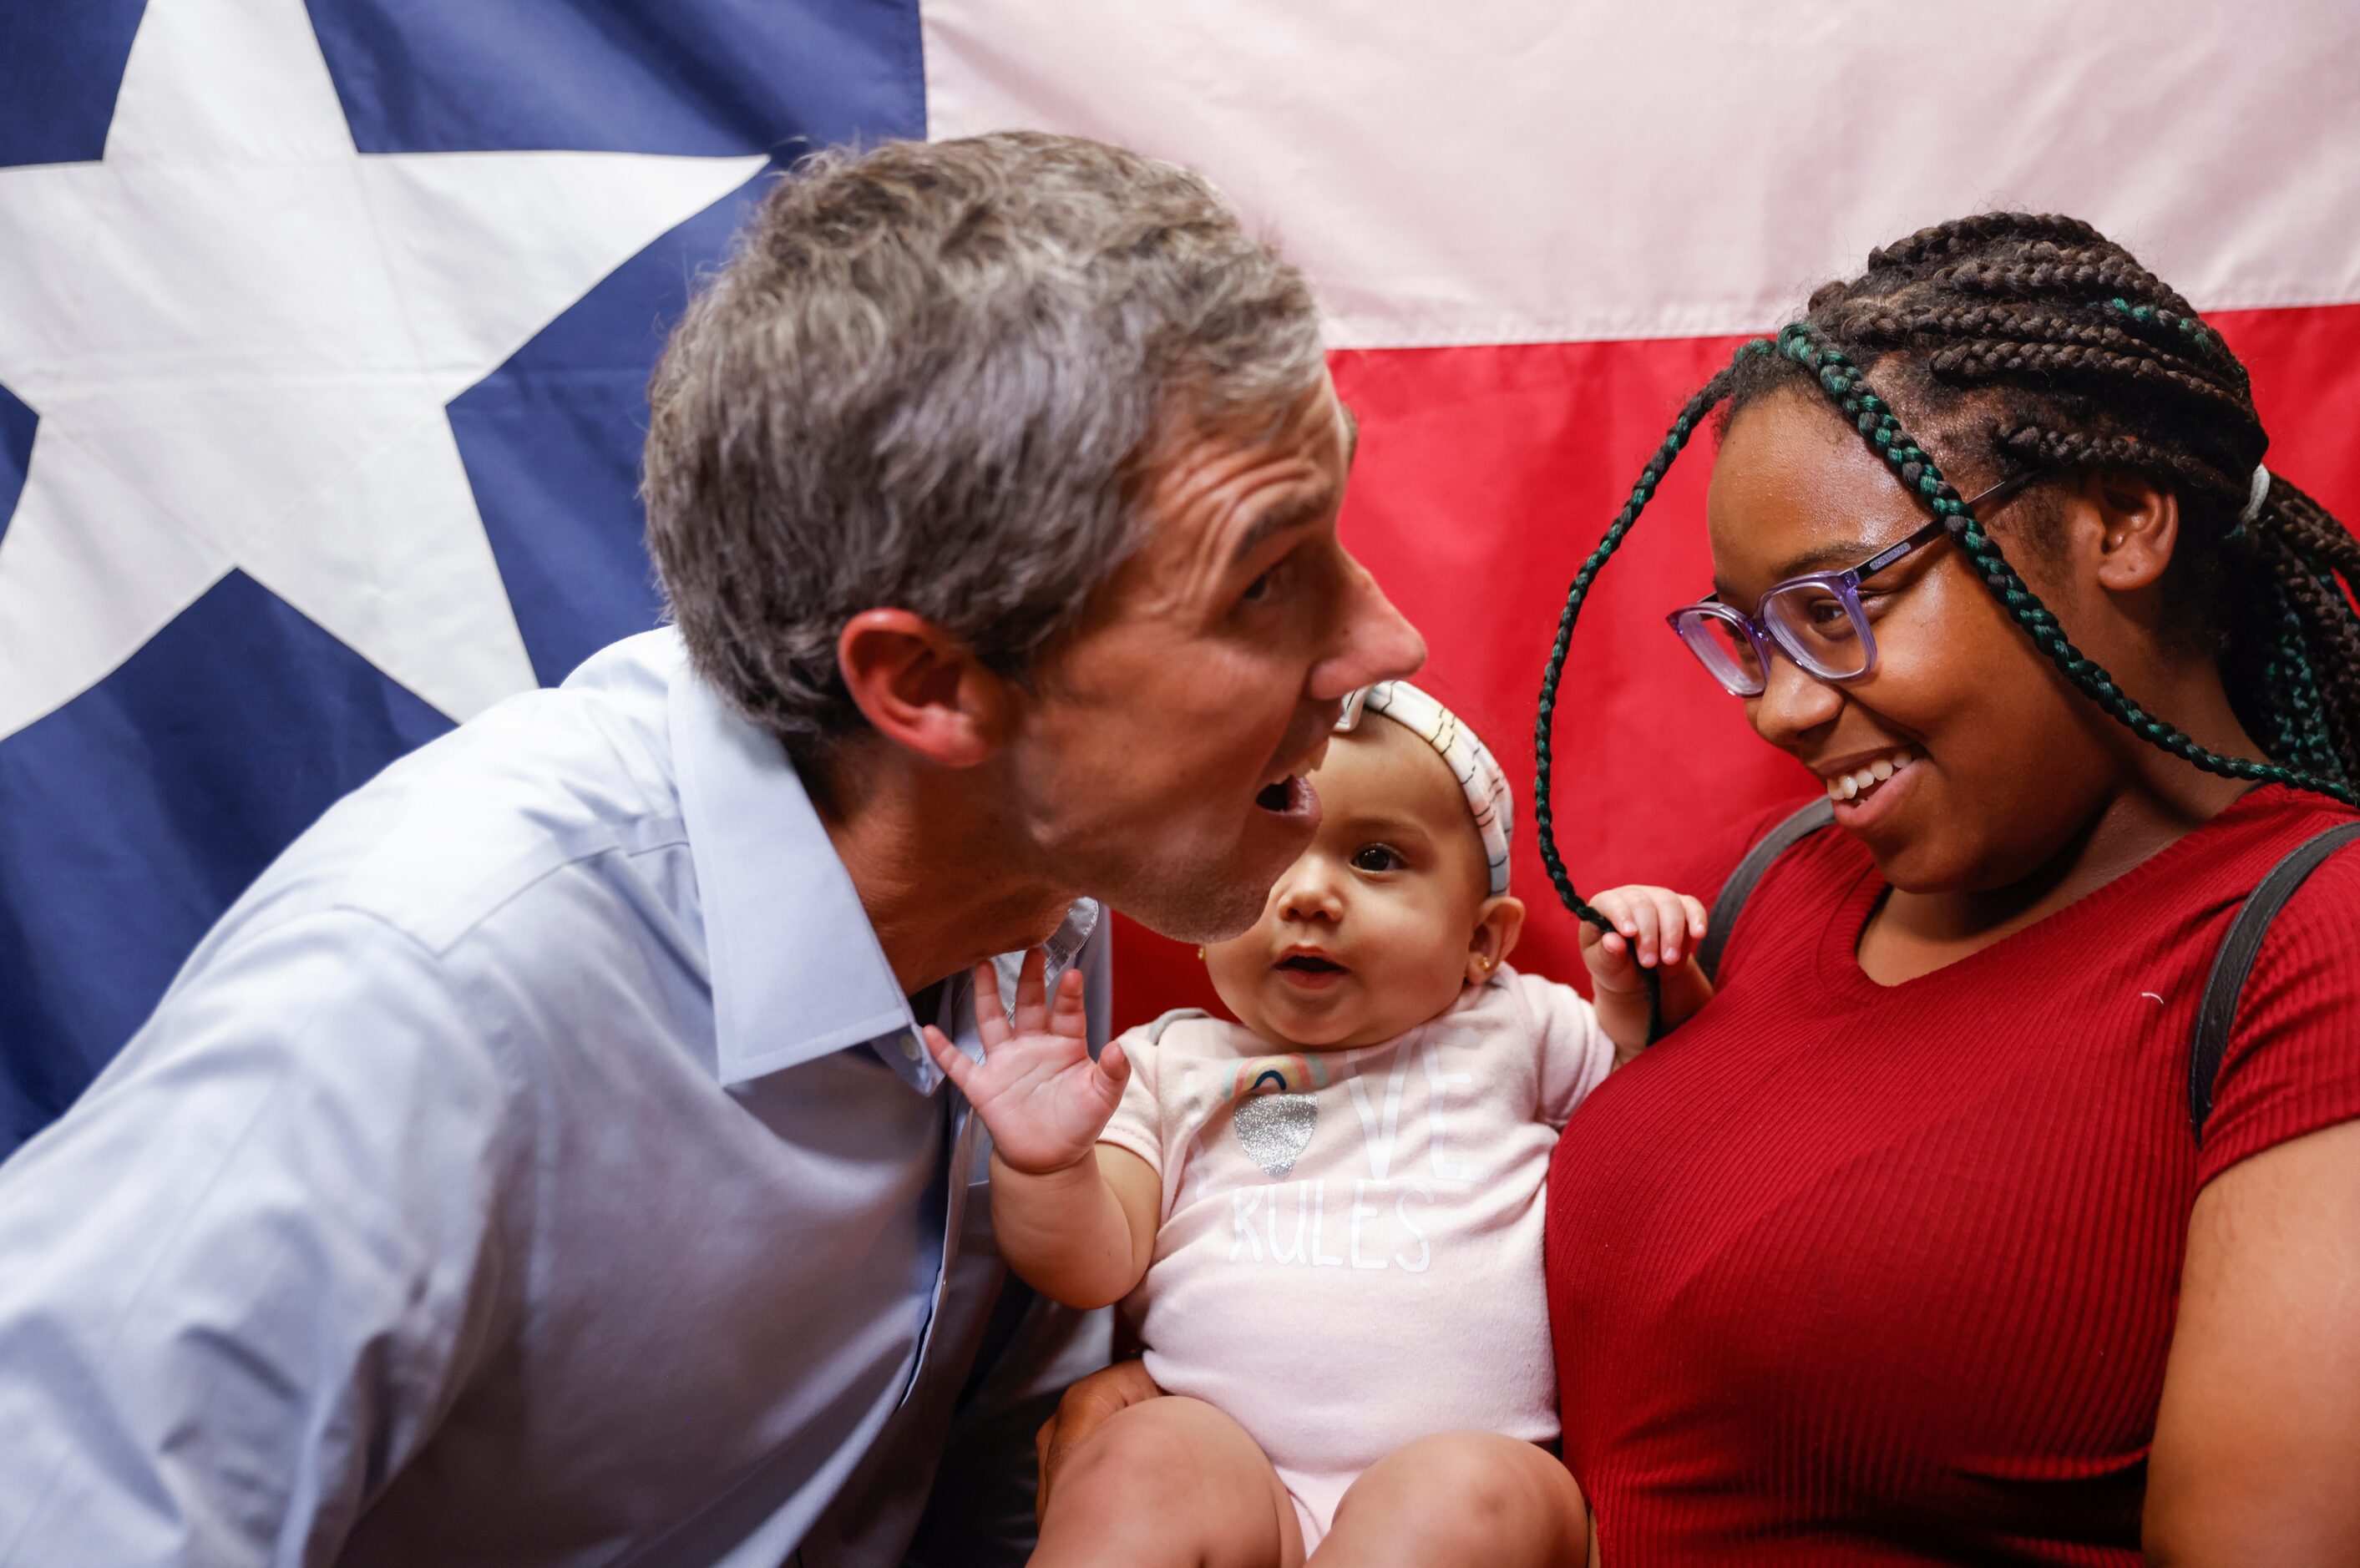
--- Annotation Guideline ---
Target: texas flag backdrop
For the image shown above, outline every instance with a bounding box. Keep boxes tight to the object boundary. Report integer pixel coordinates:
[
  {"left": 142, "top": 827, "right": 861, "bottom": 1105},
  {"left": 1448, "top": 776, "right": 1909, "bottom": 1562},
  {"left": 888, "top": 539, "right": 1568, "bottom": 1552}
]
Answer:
[{"left": 3, "top": 0, "right": 2357, "bottom": 1150}]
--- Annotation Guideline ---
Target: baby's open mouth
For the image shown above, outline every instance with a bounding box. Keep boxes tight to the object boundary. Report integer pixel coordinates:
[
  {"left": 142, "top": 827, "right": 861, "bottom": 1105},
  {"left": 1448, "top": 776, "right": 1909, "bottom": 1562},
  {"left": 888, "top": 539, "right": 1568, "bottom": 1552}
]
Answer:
[{"left": 1276, "top": 953, "right": 1345, "bottom": 974}]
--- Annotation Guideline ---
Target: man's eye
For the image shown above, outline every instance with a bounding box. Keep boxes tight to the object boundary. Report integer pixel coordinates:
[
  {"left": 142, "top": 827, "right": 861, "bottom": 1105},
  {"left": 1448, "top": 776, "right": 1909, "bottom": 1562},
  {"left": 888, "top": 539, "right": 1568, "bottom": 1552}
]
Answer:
[
  {"left": 1350, "top": 844, "right": 1403, "bottom": 873},
  {"left": 1239, "top": 559, "right": 1294, "bottom": 605}
]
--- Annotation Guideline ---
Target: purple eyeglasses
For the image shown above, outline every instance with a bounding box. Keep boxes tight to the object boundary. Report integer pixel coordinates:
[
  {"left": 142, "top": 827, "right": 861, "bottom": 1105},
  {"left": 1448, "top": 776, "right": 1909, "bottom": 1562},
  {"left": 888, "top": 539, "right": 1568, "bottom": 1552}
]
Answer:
[{"left": 1668, "top": 471, "right": 2038, "bottom": 696}]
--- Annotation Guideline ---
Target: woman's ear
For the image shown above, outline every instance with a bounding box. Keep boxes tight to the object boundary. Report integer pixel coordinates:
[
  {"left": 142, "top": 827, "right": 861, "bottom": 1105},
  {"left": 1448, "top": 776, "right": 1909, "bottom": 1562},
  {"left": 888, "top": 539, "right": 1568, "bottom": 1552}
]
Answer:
[
  {"left": 835, "top": 609, "right": 1012, "bottom": 769},
  {"left": 2081, "top": 468, "right": 2181, "bottom": 597},
  {"left": 1465, "top": 894, "right": 1526, "bottom": 985}
]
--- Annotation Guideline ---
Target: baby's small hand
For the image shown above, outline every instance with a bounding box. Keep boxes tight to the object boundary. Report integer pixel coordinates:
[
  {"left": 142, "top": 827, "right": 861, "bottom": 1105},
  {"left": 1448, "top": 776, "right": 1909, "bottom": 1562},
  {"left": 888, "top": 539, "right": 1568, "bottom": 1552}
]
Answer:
[
  {"left": 1578, "top": 885, "right": 1708, "bottom": 995},
  {"left": 923, "top": 949, "right": 1129, "bottom": 1176}
]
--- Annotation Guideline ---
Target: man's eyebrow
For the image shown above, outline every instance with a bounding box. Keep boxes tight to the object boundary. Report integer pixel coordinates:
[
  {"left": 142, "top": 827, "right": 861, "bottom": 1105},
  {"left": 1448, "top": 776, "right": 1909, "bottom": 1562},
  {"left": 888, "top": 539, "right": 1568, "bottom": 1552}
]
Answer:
[{"left": 1228, "top": 489, "right": 1336, "bottom": 568}]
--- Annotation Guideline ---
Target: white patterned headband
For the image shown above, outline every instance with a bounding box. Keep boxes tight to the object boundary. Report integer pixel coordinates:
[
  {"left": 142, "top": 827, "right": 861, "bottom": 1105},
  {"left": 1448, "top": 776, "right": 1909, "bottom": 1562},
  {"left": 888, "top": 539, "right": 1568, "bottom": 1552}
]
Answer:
[{"left": 1336, "top": 680, "right": 1513, "bottom": 897}]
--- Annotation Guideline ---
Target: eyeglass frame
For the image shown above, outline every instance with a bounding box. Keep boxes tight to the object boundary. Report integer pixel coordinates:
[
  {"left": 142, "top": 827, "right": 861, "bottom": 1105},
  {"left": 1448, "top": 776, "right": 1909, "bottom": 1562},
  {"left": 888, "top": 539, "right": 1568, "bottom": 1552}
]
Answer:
[{"left": 1666, "top": 470, "right": 2039, "bottom": 697}]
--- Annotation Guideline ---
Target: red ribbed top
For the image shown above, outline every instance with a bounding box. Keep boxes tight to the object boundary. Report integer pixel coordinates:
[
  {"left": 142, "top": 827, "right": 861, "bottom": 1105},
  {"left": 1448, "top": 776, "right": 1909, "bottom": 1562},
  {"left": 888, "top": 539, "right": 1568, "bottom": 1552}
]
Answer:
[{"left": 1547, "top": 784, "right": 2360, "bottom": 1565}]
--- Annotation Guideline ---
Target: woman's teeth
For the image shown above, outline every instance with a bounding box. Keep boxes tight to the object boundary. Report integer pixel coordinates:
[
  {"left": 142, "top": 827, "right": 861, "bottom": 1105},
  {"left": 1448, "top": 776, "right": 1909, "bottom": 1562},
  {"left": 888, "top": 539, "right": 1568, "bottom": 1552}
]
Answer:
[{"left": 1826, "top": 748, "right": 1921, "bottom": 802}]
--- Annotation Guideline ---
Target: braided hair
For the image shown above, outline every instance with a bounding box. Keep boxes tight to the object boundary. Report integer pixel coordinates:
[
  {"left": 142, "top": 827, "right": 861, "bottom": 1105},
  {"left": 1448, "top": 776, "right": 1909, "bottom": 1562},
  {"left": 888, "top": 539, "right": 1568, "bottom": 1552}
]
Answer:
[{"left": 1536, "top": 212, "right": 2360, "bottom": 980}]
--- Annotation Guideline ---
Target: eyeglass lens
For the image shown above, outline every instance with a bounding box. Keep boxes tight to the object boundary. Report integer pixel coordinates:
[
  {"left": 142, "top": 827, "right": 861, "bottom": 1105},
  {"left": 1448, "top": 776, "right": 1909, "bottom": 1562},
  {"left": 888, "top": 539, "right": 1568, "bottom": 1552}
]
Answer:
[
  {"left": 1674, "top": 612, "right": 1765, "bottom": 694},
  {"left": 1760, "top": 582, "right": 1871, "bottom": 681}
]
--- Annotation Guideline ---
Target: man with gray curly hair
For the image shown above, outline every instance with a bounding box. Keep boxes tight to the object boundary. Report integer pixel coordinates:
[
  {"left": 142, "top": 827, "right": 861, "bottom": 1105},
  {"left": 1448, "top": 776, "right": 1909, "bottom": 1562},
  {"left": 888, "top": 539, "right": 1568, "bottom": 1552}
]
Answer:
[{"left": 0, "top": 133, "right": 1422, "bottom": 1565}]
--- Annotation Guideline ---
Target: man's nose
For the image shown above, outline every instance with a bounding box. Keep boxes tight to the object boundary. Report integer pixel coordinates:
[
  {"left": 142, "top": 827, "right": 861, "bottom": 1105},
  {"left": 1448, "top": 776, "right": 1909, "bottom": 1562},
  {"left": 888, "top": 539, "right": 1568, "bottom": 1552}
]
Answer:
[
  {"left": 1748, "top": 653, "right": 1843, "bottom": 750},
  {"left": 1309, "top": 551, "right": 1425, "bottom": 703}
]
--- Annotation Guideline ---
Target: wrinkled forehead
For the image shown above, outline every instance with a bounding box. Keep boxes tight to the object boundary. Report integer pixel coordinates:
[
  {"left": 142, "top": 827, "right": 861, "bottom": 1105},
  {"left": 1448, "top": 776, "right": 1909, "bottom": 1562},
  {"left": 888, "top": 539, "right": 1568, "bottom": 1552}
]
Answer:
[{"left": 1081, "top": 379, "right": 1355, "bottom": 617}]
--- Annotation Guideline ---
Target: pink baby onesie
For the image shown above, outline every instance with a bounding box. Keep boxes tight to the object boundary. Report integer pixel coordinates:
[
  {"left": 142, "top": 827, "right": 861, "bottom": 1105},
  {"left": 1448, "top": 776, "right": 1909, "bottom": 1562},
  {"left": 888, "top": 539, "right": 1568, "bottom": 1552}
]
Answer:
[{"left": 1095, "top": 965, "right": 1613, "bottom": 1549}]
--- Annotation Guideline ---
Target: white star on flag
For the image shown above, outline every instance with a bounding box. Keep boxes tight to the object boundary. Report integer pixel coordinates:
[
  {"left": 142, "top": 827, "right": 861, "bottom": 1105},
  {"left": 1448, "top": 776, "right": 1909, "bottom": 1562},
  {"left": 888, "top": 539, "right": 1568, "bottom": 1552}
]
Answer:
[{"left": 0, "top": 0, "right": 767, "bottom": 741}]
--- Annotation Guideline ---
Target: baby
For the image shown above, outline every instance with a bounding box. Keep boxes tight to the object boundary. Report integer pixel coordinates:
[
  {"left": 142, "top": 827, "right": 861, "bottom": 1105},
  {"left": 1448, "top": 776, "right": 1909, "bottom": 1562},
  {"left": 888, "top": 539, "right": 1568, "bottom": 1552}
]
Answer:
[{"left": 926, "top": 681, "right": 1709, "bottom": 1567}]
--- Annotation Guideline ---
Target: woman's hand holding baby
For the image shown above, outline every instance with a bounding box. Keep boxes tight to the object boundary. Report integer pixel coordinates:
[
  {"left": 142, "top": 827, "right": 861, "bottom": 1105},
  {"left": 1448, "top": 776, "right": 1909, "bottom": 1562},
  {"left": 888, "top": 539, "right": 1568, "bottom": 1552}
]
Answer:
[
  {"left": 924, "top": 948, "right": 1130, "bottom": 1176},
  {"left": 1577, "top": 884, "right": 1714, "bottom": 1062}
]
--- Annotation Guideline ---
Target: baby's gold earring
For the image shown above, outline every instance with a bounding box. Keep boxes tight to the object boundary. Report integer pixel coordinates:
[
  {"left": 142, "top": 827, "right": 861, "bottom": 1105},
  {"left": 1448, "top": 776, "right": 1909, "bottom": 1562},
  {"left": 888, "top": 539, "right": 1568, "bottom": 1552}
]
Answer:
[{"left": 1196, "top": 946, "right": 1207, "bottom": 961}]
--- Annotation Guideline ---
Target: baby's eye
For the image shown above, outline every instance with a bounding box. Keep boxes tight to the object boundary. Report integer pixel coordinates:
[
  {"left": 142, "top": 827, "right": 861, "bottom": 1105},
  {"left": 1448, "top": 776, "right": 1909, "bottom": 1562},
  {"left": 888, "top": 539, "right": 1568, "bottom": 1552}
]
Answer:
[{"left": 1350, "top": 844, "right": 1404, "bottom": 873}]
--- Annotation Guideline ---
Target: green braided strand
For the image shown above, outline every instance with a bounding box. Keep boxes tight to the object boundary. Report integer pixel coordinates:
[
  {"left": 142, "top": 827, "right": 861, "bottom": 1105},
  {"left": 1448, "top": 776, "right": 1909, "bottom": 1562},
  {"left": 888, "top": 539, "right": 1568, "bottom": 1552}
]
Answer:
[
  {"left": 1534, "top": 349, "right": 1763, "bottom": 933},
  {"left": 1776, "top": 322, "right": 2357, "bottom": 807},
  {"left": 1533, "top": 344, "right": 1769, "bottom": 1041},
  {"left": 2264, "top": 560, "right": 2345, "bottom": 782},
  {"left": 2255, "top": 582, "right": 2313, "bottom": 767},
  {"left": 2099, "top": 295, "right": 2243, "bottom": 377},
  {"left": 2103, "top": 296, "right": 2215, "bottom": 348},
  {"left": 2297, "top": 556, "right": 2360, "bottom": 779}
]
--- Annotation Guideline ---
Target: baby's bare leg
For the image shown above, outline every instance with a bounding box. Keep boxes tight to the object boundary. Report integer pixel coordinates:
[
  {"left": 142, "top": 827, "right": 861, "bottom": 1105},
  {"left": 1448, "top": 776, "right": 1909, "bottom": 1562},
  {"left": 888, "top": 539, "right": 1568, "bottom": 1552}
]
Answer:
[
  {"left": 1031, "top": 1394, "right": 1305, "bottom": 1568},
  {"left": 1310, "top": 1431, "right": 1588, "bottom": 1568}
]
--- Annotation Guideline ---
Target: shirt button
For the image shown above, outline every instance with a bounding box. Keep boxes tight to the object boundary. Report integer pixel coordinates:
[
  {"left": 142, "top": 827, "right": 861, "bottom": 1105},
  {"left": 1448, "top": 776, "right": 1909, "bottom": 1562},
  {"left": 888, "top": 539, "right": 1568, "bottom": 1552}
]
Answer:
[{"left": 899, "top": 1033, "right": 923, "bottom": 1061}]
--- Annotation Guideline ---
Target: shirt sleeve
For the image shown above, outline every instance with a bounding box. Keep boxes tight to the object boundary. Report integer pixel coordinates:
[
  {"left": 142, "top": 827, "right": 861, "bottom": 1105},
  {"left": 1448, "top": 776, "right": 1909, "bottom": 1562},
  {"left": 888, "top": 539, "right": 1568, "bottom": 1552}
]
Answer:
[
  {"left": 0, "top": 911, "right": 525, "bottom": 1567},
  {"left": 1094, "top": 1025, "right": 1165, "bottom": 1177},
  {"left": 1525, "top": 973, "right": 1617, "bottom": 1129},
  {"left": 2196, "top": 842, "right": 2360, "bottom": 1187}
]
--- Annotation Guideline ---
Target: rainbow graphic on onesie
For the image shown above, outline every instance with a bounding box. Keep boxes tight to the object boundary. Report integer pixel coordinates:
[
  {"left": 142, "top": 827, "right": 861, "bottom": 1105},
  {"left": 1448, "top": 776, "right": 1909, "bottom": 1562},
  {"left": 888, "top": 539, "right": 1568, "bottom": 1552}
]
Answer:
[{"left": 1221, "top": 1053, "right": 1335, "bottom": 1100}]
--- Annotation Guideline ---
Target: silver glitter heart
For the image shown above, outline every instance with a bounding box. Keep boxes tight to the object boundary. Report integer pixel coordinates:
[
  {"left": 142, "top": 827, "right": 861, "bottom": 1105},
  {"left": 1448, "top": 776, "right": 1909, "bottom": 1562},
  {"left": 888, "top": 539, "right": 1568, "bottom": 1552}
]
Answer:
[{"left": 1233, "top": 1092, "right": 1316, "bottom": 1179}]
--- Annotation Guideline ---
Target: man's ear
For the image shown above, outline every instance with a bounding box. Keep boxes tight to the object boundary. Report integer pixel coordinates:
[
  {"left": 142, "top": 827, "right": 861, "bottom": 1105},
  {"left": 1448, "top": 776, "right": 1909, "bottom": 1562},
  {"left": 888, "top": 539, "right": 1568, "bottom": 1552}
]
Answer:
[
  {"left": 835, "top": 609, "right": 1011, "bottom": 769},
  {"left": 2079, "top": 468, "right": 2181, "bottom": 597},
  {"left": 1464, "top": 894, "right": 1526, "bottom": 985}
]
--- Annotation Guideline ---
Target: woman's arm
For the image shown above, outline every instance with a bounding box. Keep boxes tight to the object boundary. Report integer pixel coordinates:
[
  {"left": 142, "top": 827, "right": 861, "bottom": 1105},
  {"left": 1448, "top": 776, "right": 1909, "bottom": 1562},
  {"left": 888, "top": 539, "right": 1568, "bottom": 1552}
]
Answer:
[{"left": 2145, "top": 1116, "right": 2360, "bottom": 1565}]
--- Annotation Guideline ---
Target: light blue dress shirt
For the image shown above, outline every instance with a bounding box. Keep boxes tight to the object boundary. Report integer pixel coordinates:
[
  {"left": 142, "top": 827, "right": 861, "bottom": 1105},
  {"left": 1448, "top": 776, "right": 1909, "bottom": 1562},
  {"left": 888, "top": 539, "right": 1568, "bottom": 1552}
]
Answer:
[{"left": 0, "top": 630, "right": 1110, "bottom": 1567}]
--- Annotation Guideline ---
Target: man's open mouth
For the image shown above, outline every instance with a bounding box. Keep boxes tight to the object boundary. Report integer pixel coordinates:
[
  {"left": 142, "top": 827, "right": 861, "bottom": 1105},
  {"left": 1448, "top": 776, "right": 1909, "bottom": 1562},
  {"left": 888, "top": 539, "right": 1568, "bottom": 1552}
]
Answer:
[
  {"left": 1255, "top": 776, "right": 1313, "bottom": 815},
  {"left": 1253, "top": 733, "right": 1331, "bottom": 816}
]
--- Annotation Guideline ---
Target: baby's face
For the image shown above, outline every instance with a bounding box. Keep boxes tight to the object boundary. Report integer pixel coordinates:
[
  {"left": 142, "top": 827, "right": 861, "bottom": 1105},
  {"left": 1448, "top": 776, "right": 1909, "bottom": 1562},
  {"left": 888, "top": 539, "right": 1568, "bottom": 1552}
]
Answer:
[{"left": 1204, "top": 714, "right": 1502, "bottom": 1050}]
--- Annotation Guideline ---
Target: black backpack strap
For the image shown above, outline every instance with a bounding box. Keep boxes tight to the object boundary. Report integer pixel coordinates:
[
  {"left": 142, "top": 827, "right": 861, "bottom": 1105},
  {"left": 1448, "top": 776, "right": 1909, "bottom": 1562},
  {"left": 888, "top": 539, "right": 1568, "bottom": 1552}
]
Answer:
[
  {"left": 1698, "top": 798, "right": 1837, "bottom": 986},
  {"left": 2190, "top": 820, "right": 2360, "bottom": 1141}
]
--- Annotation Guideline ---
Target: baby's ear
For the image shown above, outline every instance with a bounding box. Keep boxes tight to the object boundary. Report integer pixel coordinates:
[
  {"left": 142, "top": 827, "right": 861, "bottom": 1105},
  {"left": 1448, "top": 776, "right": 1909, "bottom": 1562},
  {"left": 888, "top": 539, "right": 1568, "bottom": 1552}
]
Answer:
[{"left": 1465, "top": 895, "right": 1526, "bottom": 984}]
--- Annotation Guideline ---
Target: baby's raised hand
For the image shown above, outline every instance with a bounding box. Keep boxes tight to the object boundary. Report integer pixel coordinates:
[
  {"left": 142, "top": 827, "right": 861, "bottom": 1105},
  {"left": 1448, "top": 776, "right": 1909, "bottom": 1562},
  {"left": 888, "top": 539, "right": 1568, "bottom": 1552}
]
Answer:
[
  {"left": 923, "top": 949, "right": 1131, "bottom": 1176},
  {"left": 1578, "top": 885, "right": 1709, "bottom": 994}
]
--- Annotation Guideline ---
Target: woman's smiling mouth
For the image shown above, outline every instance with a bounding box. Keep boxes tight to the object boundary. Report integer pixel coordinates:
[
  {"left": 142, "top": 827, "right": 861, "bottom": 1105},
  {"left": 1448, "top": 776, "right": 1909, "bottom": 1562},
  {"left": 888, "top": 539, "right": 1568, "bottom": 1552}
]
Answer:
[{"left": 1824, "top": 746, "right": 1923, "bottom": 828}]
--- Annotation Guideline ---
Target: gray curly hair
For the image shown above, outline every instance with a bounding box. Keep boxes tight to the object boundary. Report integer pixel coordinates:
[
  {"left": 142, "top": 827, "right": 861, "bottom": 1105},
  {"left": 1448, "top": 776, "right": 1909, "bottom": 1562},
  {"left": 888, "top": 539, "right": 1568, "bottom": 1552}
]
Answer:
[{"left": 642, "top": 131, "right": 1328, "bottom": 762}]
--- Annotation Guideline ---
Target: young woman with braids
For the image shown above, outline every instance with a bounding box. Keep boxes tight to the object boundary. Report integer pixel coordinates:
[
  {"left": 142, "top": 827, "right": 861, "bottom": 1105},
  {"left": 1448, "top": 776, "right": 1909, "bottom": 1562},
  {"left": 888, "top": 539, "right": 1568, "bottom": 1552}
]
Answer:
[{"left": 1542, "top": 213, "right": 2360, "bottom": 1565}]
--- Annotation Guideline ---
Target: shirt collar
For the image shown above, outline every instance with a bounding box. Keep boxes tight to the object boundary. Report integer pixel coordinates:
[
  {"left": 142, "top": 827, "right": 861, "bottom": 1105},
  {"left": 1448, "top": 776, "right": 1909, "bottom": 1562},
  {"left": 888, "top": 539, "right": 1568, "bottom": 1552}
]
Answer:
[
  {"left": 666, "top": 651, "right": 1102, "bottom": 1094},
  {"left": 670, "top": 657, "right": 930, "bottom": 1090}
]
